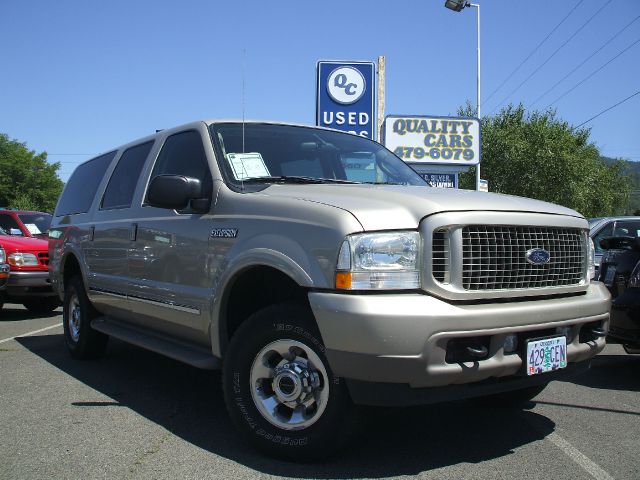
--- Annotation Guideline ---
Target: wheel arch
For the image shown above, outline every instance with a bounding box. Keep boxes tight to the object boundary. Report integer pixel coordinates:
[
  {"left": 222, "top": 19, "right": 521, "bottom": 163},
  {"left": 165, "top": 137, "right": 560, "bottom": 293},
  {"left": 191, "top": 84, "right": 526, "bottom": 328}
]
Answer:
[
  {"left": 214, "top": 262, "right": 313, "bottom": 359},
  {"left": 59, "top": 250, "right": 86, "bottom": 300}
]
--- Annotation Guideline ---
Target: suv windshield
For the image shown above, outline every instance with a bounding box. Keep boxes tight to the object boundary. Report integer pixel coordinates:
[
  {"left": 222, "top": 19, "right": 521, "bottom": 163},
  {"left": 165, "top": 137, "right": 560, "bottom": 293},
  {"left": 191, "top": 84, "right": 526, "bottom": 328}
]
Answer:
[
  {"left": 209, "top": 123, "right": 427, "bottom": 188},
  {"left": 18, "top": 213, "right": 52, "bottom": 236}
]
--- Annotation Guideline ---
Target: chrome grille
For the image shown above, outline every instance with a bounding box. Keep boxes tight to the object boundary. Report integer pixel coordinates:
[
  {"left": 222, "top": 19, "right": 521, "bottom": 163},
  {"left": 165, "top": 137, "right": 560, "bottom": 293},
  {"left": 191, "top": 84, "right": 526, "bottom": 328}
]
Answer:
[
  {"left": 461, "top": 226, "right": 584, "bottom": 290},
  {"left": 38, "top": 252, "right": 49, "bottom": 266},
  {"left": 432, "top": 229, "right": 449, "bottom": 283}
]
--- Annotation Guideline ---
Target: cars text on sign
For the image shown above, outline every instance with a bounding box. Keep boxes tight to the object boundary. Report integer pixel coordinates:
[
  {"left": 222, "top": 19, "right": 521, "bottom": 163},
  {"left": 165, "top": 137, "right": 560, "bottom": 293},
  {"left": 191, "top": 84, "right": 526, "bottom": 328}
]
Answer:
[{"left": 384, "top": 115, "right": 480, "bottom": 166}]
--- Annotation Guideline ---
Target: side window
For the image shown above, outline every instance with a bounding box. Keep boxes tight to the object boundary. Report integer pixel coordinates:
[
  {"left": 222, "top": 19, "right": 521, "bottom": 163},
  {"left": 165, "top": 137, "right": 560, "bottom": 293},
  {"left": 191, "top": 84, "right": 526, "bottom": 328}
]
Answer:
[
  {"left": 0, "top": 214, "right": 21, "bottom": 234},
  {"left": 101, "top": 141, "right": 154, "bottom": 210},
  {"left": 55, "top": 151, "right": 117, "bottom": 216},
  {"left": 615, "top": 221, "right": 640, "bottom": 238},
  {"left": 147, "top": 130, "right": 212, "bottom": 200},
  {"left": 593, "top": 222, "right": 614, "bottom": 254}
]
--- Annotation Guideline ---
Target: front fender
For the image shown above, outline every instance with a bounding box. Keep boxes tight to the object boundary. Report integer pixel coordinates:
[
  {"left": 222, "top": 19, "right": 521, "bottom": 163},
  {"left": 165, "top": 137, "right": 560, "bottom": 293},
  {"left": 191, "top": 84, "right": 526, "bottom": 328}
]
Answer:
[{"left": 208, "top": 234, "right": 330, "bottom": 358}]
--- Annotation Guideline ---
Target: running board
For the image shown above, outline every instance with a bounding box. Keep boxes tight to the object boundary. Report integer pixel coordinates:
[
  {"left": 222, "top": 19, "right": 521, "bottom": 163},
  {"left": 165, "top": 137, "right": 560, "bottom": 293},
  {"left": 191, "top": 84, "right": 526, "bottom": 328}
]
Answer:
[{"left": 91, "top": 317, "right": 220, "bottom": 370}]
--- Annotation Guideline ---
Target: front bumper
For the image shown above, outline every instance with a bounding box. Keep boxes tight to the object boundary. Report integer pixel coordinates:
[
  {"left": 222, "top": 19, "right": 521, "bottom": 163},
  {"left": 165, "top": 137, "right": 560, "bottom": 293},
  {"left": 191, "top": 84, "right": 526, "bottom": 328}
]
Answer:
[
  {"left": 309, "top": 282, "right": 610, "bottom": 402},
  {"left": 3, "top": 270, "right": 56, "bottom": 299},
  {"left": 0, "top": 264, "right": 9, "bottom": 289}
]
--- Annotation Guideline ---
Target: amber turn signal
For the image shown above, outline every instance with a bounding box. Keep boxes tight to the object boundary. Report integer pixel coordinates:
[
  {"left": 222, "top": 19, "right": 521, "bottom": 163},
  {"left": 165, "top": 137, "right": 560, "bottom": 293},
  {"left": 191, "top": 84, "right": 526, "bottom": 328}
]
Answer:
[{"left": 335, "top": 272, "right": 352, "bottom": 289}]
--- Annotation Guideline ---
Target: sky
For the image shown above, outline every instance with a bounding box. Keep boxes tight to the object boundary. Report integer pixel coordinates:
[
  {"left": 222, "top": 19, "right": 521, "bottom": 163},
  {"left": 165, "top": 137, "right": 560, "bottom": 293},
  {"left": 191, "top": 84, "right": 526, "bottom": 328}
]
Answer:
[{"left": 1, "top": 0, "right": 639, "bottom": 182}]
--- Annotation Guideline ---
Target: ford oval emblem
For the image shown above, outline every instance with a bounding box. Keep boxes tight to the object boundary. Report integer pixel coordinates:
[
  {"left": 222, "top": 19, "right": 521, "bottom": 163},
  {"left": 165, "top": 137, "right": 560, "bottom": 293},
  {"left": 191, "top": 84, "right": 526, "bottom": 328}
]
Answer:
[{"left": 526, "top": 248, "right": 551, "bottom": 265}]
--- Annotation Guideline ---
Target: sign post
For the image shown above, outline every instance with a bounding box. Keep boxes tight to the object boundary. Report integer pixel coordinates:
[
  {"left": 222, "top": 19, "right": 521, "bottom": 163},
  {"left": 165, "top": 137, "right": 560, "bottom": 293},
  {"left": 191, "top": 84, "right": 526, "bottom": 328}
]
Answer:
[{"left": 317, "top": 61, "right": 376, "bottom": 140}]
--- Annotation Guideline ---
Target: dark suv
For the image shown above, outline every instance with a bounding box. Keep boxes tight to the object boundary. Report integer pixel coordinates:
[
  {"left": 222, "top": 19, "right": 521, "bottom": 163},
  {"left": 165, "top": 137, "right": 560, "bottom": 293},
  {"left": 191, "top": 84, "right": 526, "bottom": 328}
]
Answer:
[
  {"left": 0, "top": 209, "right": 52, "bottom": 239},
  {"left": 598, "top": 236, "right": 640, "bottom": 354}
]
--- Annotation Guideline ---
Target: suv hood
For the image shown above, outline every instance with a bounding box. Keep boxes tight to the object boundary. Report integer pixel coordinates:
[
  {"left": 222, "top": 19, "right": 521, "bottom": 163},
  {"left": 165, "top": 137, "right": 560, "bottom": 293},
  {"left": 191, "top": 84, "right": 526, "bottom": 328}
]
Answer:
[
  {"left": 0, "top": 235, "right": 49, "bottom": 253},
  {"left": 258, "top": 184, "right": 584, "bottom": 230}
]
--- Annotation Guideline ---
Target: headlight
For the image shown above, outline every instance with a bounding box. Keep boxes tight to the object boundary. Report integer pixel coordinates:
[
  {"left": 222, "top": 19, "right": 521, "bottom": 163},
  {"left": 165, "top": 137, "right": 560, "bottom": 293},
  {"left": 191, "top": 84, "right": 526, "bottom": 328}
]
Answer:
[
  {"left": 335, "top": 231, "right": 421, "bottom": 290},
  {"left": 587, "top": 235, "right": 595, "bottom": 281},
  {"left": 0, "top": 248, "right": 5, "bottom": 264},
  {"left": 8, "top": 252, "right": 39, "bottom": 267}
]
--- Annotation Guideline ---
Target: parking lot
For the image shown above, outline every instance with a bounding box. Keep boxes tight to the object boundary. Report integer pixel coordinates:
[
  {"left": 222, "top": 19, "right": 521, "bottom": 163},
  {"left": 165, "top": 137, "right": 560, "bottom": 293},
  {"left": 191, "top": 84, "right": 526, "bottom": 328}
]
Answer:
[{"left": 1, "top": 303, "right": 638, "bottom": 480}]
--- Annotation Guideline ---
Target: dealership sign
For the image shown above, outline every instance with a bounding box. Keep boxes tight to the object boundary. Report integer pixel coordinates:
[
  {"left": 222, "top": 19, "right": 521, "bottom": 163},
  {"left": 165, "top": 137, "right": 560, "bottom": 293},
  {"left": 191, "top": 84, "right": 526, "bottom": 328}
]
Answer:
[
  {"left": 317, "top": 61, "right": 376, "bottom": 139},
  {"left": 384, "top": 115, "right": 480, "bottom": 166},
  {"left": 419, "top": 172, "right": 458, "bottom": 188}
]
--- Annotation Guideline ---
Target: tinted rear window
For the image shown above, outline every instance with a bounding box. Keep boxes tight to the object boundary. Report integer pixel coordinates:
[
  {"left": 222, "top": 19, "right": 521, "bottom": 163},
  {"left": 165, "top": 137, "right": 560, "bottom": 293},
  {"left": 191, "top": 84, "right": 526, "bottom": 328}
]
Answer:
[
  {"left": 101, "top": 141, "right": 153, "bottom": 210},
  {"left": 55, "top": 151, "right": 117, "bottom": 216}
]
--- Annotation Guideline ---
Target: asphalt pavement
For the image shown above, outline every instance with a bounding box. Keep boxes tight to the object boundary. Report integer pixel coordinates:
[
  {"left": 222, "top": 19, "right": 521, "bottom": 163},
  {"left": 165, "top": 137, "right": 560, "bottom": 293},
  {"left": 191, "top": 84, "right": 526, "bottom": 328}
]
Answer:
[{"left": 1, "top": 303, "right": 638, "bottom": 480}]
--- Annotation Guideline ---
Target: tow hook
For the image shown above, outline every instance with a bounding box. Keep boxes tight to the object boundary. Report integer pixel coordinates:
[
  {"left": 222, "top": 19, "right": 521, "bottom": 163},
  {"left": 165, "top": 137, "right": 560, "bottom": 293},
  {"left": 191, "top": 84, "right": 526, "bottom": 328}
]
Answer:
[{"left": 466, "top": 345, "right": 488, "bottom": 358}]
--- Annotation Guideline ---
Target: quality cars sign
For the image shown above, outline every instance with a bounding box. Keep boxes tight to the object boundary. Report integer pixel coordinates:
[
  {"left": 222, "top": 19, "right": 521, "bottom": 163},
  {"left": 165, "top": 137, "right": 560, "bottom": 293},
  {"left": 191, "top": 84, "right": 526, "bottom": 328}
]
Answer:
[
  {"left": 316, "top": 61, "right": 376, "bottom": 139},
  {"left": 384, "top": 115, "right": 480, "bottom": 166}
]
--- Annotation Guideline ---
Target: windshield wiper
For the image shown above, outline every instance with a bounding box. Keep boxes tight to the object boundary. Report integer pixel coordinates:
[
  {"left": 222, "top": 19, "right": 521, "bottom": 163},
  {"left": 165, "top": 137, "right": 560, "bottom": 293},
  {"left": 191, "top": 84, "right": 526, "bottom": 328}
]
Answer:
[
  {"left": 244, "top": 176, "right": 358, "bottom": 184},
  {"left": 361, "top": 181, "right": 403, "bottom": 185}
]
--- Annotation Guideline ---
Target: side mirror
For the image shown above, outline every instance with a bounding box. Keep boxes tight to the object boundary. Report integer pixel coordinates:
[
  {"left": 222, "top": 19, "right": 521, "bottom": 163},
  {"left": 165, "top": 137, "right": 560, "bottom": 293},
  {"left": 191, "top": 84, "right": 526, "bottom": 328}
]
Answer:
[{"left": 147, "top": 175, "right": 205, "bottom": 211}]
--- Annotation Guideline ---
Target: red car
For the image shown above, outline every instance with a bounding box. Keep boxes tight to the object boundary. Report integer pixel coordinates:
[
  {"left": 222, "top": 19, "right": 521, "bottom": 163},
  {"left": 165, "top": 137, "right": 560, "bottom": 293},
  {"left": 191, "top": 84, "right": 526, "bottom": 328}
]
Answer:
[
  {"left": 0, "top": 209, "right": 52, "bottom": 239},
  {"left": 0, "top": 228, "right": 59, "bottom": 313}
]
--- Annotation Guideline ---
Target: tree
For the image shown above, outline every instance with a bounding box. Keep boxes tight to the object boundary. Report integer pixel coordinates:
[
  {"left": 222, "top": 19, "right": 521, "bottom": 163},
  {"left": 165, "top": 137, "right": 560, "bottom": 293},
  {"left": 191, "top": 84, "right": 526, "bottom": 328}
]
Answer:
[
  {"left": 458, "top": 104, "right": 630, "bottom": 218},
  {"left": 0, "top": 133, "right": 64, "bottom": 212}
]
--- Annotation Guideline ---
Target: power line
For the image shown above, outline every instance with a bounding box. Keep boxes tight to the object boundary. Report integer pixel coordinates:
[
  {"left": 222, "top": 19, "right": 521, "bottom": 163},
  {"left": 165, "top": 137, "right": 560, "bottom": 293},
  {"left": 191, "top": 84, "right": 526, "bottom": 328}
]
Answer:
[
  {"left": 575, "top": 90, "right": 640, "bottom": 128},
  {"left": 545, "top": 36, "right": 640, "bottom": 108},
  {"left": 490, "top": 0, "right": 613, "bottom": 114},
  {"left": 529, "top": 15, "right": 640, "bottom": 108},
  {"left": 482, "top": 0, "right": 584, "bottom": 106}
]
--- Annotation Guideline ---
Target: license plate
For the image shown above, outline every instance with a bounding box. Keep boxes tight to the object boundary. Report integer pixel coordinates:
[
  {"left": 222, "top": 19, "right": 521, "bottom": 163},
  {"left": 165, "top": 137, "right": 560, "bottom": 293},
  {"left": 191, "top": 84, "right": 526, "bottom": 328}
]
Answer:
[
  {"left": 604, "top": 266, "right": 616, "bottom": 286},
  {"left": 526, "top": 336, "right": 567, "bottom": 376}
]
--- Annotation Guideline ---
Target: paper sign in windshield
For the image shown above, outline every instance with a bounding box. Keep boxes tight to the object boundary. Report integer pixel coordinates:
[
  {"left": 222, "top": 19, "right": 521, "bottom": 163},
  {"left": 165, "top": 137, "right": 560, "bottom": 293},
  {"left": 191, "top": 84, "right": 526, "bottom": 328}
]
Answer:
[
  {"left": 25, "top": 223, "right": 41, "bottom": 235},
  {"left": 227, "top": 153, "right": 270, "bottom": 180}
]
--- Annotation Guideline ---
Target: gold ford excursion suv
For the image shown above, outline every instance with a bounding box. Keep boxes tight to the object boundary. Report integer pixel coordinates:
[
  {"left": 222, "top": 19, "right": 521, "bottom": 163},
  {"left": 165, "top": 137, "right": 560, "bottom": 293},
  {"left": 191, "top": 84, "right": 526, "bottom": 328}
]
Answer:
[{"left": 49, "top": 121, "right": 610, "bottom": 460}]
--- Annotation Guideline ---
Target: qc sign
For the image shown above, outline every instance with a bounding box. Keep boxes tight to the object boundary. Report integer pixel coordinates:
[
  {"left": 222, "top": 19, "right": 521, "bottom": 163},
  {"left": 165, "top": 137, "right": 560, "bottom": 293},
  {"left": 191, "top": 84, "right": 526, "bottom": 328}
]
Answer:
[
  {"left": 316, "top": 61, "right": 376, "bottom": 139},
  {"left": 384, "top": 115, "right": 481, "bottom": 166}
]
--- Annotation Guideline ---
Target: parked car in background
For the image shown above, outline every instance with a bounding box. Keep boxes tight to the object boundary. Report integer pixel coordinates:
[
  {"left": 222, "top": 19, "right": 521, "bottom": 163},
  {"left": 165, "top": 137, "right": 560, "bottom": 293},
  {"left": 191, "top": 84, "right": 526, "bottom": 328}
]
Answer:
[
  {"left": 0, "top": 209, "right": 53, "bottom": 239},
  {"left": 0, "top": 247, "right": 9, "bottom": 291},
  {"left": 589, "top": 216, "right": 640, "bottom": 277},
  {"left": 597, "top": 236, "right": 640, "bottom": 354},
  {"left": 0, "top": 227, "right": 59, "bottom": 313}
]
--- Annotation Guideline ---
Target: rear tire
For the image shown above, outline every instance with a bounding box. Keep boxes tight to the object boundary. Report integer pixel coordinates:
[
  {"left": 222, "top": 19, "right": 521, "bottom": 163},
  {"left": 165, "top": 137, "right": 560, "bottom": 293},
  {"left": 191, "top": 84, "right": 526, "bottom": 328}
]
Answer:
[
  {"left": 63, "top": 276, "right": 108, "bottom": 359},
  {"left": 222, "top": 302, "right": 355, "bottom": 460},
  {"left": 23, "top": 297, "right": 61, "bottom": 314}
]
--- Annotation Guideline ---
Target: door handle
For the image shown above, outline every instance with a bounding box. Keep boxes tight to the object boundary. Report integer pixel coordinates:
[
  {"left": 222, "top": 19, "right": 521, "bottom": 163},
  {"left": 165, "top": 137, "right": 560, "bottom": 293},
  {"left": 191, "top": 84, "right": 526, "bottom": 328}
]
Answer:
[{"left": 130, "top": 223, "right": 138, "bottom": 241}]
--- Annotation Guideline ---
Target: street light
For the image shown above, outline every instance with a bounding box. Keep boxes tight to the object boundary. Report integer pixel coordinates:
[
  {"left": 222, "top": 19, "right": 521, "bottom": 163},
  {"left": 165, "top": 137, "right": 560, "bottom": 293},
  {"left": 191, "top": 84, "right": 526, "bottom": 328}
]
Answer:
[
  {"left": 444, "top": 0, "right": 466, "bottom": 12},
  {"left": 445, "top": 0, "right": 481, "bottom": 191}
]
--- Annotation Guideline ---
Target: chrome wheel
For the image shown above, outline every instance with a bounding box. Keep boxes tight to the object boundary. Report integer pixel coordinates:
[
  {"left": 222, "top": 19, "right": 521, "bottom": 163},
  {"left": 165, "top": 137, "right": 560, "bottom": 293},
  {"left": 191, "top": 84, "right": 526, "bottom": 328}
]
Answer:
[
  {"left": 250, "top": 339, "right": 329, "bottom": 431},
  {"left": 68, "top": 292, "right": 81, "bottom": 343}
]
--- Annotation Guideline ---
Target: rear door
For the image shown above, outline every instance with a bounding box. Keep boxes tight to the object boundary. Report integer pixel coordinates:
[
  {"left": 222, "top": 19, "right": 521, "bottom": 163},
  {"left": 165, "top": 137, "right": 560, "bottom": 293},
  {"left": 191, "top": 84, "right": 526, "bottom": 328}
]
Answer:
[{"left": 86, "top": 141, "right": 154, "bottom": 318}]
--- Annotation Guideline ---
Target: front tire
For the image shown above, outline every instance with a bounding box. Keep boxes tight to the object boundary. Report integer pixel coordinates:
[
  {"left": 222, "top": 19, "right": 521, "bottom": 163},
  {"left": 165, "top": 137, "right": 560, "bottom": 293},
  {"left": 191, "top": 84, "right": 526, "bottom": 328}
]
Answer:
[
  {"left": 222, "top": 303, "right": 355, "bottom": 460},
  {"left": 63, "top": 276, "right": 108, "bottom": 359}
]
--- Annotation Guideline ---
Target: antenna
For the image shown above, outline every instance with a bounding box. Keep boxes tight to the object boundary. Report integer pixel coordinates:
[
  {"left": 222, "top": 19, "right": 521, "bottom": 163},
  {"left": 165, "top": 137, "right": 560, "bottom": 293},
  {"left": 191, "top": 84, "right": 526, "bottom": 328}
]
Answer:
[{"left": 242, "top": 48, "right": 246, "bottom": 154}]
